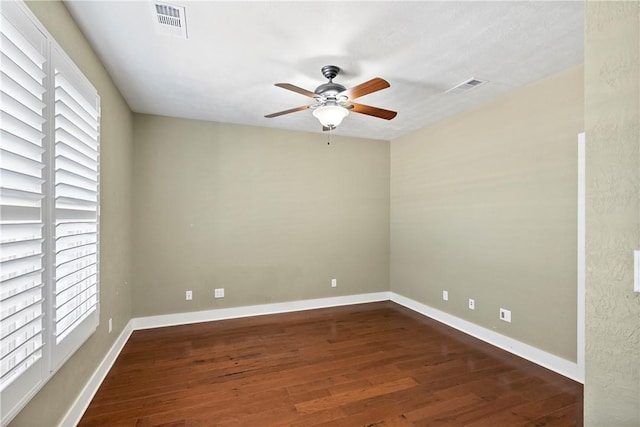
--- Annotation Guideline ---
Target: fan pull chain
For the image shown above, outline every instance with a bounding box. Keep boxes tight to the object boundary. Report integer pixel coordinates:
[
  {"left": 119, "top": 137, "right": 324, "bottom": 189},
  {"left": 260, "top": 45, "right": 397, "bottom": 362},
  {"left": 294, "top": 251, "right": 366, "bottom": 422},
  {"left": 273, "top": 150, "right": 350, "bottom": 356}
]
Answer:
[{"left": 327, "top": 128, "right": 332, "bottom": 145}]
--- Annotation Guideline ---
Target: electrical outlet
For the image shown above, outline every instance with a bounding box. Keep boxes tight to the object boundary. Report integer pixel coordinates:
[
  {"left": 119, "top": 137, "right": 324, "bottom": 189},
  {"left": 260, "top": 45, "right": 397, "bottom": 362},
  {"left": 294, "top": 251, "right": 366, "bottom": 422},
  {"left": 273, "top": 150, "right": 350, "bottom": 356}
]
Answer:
[
  {"left": 500, "top": 308, "right": 511, "bottom": 322},
  {"left": 331, "top": 278, "right": 337, "bottom": 288},
  {"left": 442, "top": 290, "right": 448, "bottom": 301},
  {"left": 108, "top": 318, "right": 112, "bottom": 333},
  {"left": 468, "top": 298, "right": 475, "bottom": 310},
  {"left": 214, "top": 288, "right": 224, "bottom": 298},
  {"left": 186, "top": 290, "right": 192, "bottom": 300}
]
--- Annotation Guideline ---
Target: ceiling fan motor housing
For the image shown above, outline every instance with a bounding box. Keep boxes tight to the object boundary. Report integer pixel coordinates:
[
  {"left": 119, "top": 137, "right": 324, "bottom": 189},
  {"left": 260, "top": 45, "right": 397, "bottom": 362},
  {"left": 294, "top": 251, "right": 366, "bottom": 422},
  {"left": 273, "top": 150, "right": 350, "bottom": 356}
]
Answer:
[{"left": 314, "top": 82, "right": 346, "bottom": 97}]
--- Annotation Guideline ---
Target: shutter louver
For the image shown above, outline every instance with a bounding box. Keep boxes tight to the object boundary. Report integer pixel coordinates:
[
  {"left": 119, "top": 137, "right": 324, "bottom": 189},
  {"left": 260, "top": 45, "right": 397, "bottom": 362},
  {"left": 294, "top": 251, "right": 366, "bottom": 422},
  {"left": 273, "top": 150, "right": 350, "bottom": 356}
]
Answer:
[
  {"left": 53, "top": 61, "right": 99, "bottom": 344},
  {"left": 0, "top": 12, "right": 46, "bottom": 391}
]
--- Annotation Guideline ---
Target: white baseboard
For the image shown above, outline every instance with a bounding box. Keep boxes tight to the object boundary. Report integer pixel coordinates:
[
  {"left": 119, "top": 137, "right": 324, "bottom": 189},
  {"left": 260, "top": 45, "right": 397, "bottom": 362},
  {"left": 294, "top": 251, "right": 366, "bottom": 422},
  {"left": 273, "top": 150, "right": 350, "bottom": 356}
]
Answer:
[
  {"left": 132, "top": 292, "right": 392, "bottom": 330},
  {"left": 59, "top": 320, "right": 134, "bottom": 427},
  {"left": 61, "top": 290, "right": 581, "bottom": 426},
  {"left": 390, "top": 292, "right": 583, "bottom": 383}
]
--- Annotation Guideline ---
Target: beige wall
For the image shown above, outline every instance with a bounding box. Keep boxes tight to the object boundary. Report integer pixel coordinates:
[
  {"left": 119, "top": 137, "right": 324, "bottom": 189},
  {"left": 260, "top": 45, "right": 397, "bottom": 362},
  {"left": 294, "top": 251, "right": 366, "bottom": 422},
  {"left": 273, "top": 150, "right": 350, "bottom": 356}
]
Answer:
[
  {"left": 132, "top": 115, "right": 389, "bottom": 316},
  {"left": 9, "top": 2, "right": 135, "bottom": 426},
  {"left": 390, "top": 66, "right": 584, "bottom": 361},
  {"left": 585, "top": 1, "right": 640, "bottom": 425}
]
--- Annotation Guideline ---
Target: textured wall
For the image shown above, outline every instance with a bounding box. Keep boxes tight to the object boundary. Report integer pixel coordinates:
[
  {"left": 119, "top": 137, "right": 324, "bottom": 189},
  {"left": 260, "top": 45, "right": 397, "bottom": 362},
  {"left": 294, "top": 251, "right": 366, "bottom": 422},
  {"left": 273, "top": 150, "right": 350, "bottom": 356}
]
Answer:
[
  {"left": 9, "top": 2, "right": 134, "bottom": 426},
  {"left": 132, "top": 115, "right": 389, "bottom": 317},
  {"left": 584, "top": 1, "right": 640, "bottom": 425},
  {"left": 390, "top": 66, "right": 584, "bottom": 361}
]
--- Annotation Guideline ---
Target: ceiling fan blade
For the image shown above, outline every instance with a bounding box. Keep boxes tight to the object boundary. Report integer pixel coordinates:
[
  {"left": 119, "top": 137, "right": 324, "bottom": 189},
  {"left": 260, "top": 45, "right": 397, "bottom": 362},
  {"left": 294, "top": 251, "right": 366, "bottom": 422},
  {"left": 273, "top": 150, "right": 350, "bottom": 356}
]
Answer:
[
  {"left": 264, "top": 105, "right": 309, "bottom": 118},
  {"left": 350, "top": 103, "right": 397, "bottom": 120},
  {"left": 342, "top": 78, "right": 390, "bottom": 100},
  {"left": 274, "top": 83, "right": 316, "bottom": 98}
]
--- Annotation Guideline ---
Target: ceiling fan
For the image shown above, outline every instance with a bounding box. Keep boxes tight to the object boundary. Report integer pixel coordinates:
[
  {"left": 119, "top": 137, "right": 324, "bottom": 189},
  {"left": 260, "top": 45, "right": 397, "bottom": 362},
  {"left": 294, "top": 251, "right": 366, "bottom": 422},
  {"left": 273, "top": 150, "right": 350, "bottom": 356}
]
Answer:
[{"left": 265, "top": 65, "right": 397, "bottom": 130}]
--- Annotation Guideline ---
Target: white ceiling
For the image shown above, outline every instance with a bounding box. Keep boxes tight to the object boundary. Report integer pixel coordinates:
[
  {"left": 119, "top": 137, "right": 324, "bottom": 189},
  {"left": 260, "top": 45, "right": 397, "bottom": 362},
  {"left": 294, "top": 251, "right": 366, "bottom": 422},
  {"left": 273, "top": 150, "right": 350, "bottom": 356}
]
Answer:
[{"left": 64, "top": 1, "right": 584, "bottom": 141}]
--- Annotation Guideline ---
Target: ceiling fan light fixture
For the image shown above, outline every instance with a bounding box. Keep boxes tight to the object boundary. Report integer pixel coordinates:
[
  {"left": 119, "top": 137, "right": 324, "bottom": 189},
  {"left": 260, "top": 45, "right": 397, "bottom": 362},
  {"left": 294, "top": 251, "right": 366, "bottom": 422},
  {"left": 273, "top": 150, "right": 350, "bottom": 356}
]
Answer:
[{"left": 312, "top": 105, "right": 349, "bottom": 128}]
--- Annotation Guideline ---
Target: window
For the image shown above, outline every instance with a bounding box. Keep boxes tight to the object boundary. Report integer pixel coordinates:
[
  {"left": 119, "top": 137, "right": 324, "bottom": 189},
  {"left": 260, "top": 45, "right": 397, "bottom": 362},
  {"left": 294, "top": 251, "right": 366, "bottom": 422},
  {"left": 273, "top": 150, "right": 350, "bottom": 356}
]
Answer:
[{"left": 0, "top": 2, "right": 100, "bottom": 424}]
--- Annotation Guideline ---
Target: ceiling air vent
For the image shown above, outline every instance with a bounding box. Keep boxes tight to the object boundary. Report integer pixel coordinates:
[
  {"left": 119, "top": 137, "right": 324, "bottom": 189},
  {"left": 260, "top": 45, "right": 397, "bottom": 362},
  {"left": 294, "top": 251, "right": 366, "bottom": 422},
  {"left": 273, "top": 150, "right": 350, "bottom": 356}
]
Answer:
[
  {"left": 153, "top": 2, "right": 187, "bottom": 38},
  {"left": 446, "top": 77, "right": 487, "bottom": 94}
]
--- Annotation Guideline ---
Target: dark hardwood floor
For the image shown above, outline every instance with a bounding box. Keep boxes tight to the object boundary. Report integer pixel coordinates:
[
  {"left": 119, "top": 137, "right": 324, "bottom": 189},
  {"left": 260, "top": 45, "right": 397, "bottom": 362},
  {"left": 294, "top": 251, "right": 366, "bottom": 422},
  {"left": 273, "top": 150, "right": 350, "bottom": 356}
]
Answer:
[{"left": 79, "top": 302, "right": 582, "bottom": 426}]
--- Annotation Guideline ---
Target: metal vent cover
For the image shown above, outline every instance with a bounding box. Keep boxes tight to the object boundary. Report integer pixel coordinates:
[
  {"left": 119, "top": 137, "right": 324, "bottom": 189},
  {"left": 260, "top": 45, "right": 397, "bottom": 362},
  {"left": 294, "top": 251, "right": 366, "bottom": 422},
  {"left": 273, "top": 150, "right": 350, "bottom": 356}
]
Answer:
[
  {"left": 446, "top": 77, "right": 487, "bottom": 94},
  {"left": 153, "top": 2, "right": 187, "bottom": 38}
]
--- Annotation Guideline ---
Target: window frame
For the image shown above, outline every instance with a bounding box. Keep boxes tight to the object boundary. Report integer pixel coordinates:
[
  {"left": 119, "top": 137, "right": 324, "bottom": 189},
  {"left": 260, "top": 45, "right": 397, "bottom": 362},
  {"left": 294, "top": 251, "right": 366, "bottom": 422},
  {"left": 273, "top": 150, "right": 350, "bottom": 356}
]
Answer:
[{"left": 0, "top": 1, "right": 101, "bottom": 424}]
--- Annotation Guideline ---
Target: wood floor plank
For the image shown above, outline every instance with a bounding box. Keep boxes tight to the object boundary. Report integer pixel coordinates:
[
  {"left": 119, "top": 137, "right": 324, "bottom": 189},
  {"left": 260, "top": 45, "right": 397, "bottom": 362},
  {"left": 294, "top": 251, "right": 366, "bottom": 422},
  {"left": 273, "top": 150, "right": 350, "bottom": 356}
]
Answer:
[
  {"left": 524, "top": 403, "right": 583, "bottom": 427},
  {"left": 404, "top": 393, "right": 486, "bottom": 424},
  {"left": 79, "top": 302, "right": 582, "bottom": 426},
  {"left": 295, "top": 377, "right": 418, "bottom": 414}
]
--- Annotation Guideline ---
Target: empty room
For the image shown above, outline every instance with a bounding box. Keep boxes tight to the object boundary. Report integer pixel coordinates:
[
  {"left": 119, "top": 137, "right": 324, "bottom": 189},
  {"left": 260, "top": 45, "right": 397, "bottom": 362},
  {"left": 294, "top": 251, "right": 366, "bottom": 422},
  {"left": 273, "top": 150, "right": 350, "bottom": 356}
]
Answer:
[{"left": 1, "top": 1, "right": 638, "bottom": 426}]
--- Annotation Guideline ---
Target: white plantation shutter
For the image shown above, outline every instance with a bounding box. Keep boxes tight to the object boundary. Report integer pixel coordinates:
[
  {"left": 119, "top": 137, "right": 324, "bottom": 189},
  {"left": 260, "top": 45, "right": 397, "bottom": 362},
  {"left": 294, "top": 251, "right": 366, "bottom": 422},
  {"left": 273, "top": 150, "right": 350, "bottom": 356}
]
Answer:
[
  {"left": 51, "top": 48, "right": 99, "bottom": 365},
  {"left": 0, "top": 4, "right": 47, "bottom": 418},
  {"left": 0, "top": 2, "right": 100, "bottom": 424}
]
